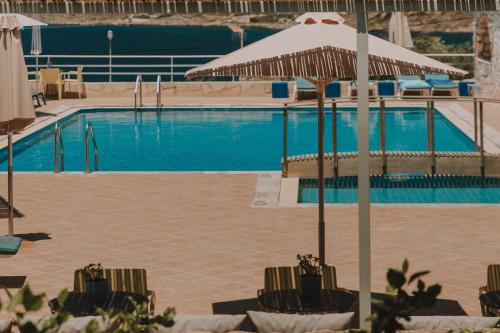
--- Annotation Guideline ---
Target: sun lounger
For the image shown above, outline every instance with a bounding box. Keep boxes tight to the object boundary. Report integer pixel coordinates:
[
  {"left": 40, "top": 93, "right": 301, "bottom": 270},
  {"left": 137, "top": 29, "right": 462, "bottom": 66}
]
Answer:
[
  {"left": 293, "top": 77, "right": 318, "bottom": 100},
  {"left": 479, "top": 264, "right": 500, "bottom": 316},
  {"left": 74, "top": 268, "right": 156, "bottom": 313},
  {"left": 396, "top": 75, "right": 431, "bottom": 96},
  {"left": 425, "top": 73, "right": 458, "bottom": 96},
  {"left": 0, "top": 236, "right": 22, "bottom": 254}
]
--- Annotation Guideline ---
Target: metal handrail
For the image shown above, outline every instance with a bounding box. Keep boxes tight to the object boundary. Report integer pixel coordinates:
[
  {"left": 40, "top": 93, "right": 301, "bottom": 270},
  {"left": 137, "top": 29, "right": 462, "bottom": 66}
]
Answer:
[
  {"left": 24, "top": 53, "right": 473, "bottom": 82},
  {"left": 54, "top": 123, "right": 64, "bottom": 173},
  {"left": 156, "top": 74, "right": 162, "bottom": 109},
  {"left": 85, "top": 122, "right": 99, "bottom": 173},
  {"left": 134, "top": 74, "right": 143, "bottom": 109}
]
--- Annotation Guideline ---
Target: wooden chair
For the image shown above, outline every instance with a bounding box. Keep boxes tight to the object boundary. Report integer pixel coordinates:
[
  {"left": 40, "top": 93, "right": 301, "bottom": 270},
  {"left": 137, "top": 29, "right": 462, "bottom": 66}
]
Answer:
[
  {"left": 63, "top": 65, "right": 84, "bottom": 99},
  {"left": 74, "top": 268, "right": 156, "bottom": 313},
  {"left": 479, "top": 264, "right": 500, "bottom": 316},
  {"left": 39, "top": 68, "right": 64, "bottom": 100}
]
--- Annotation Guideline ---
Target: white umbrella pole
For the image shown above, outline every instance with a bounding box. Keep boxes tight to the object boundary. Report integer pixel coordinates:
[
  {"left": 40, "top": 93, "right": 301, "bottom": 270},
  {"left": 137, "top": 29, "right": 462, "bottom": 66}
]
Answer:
[
  {"left": 356, "top": 0, "right": 371, "bottom": 329},
  {"left": 316, "top": 81, "right": 326, "bottom": 266},
  {"left": 7, "top": 128, "right": 14, "bottom": 236}
]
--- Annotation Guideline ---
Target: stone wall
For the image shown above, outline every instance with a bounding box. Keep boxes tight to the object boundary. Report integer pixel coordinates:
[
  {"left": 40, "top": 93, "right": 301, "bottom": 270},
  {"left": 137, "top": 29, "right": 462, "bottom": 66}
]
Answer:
[{"left": 474, "top": 12, "right": 500, "bottom": 99}]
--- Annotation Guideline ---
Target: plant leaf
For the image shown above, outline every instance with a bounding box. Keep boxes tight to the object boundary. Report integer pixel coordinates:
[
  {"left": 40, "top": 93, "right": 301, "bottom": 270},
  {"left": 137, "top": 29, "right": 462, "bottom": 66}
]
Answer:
[{"left": 409, "top": 271, "right": 430, "bottom": 284}]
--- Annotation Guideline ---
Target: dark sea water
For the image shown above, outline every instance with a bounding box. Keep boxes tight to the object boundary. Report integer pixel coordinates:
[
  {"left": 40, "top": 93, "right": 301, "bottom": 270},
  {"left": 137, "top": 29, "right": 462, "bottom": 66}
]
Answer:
[{"left": 21, "top": 25, "right": 472, "bottom": 81}]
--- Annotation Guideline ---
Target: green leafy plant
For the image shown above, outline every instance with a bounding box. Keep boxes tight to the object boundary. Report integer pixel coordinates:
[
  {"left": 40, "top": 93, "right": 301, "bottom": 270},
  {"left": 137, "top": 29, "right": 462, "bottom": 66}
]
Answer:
[
  {"left": 82, "top": 263, "right": 105, "bottom": 281},
  {"left": 86, "top": 298, "right": 175, "bottom": 333},
  {"left": 296, "top": 254, "right": 321, "bottom": 275},
  {"left": 3, "top": 284, "right": 70, "bottom": 333},
  {"left": 369, "top": 259, "right": 442, "bottom": 333}
]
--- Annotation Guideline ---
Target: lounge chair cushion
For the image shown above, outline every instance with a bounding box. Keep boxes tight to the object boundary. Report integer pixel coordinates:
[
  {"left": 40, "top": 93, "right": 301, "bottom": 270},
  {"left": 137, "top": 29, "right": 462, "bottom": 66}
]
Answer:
[
  {"left": 424, "top": 73, "right": 450, "bottom": 81},
  {"left": 159, "top": 315, "right": 247, "bottom": 333},
  {"left": 396, "top": 75, "right": 420, "bottom": 81},
  {"left": 0, "top": 236, "right": 21, "bottom": 254},
  {"left": 21, "top": 316, "right": 111, "bottom": 333},
  {"left": 398, "top": 80, "right": 431, "bottom": 90},
  {"left": 399, "top": 316, "right": 500, "bottom": 330},
  {"left": 247, "top": 311, "right": 354, "bottom": 333},
  {"left": 295, "top": 77, "right": 316, "bottom": 91},
  {"left": 426, "top": 79, "right": 458, "bottom": 89}
]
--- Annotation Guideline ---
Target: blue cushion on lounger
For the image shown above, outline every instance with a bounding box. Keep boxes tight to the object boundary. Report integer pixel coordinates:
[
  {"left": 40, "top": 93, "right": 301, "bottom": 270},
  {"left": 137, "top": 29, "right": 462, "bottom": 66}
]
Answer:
[
  {"left": 424, "top": 73, "right": 450, "bottom": 81},
  {"left": 295, "top": 77, "right": 316, "bottom": 91},
  {"left": 396, "top": 75, "right": 420, "bottom": 81},
  {"left": 399, "top": 80, "right": 431, "bottom": 90},
  {"left": 426, "top": 79, "right": 458, "bottom": 89},
  {"left": 0, "top": 236, "right": 21, "bottom": 254}
]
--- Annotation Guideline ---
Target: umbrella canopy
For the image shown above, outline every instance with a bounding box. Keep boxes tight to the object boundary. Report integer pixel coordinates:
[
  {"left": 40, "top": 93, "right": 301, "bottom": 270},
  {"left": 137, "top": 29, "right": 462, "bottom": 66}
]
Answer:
[
  {"left": 187, "top": 12, "right": 465, "bottom": 79},
  {"left": 0, "top": 14, "right": 47, "bottom": 28},
  {"left": 0, "top": 15, "right": 36, "bottom": 131},
  {"left": 389, "top": 12, "right": 414, "bottom": 48},
  {"left": 186, "top": 12, "right": 465, "bottom": 268}
]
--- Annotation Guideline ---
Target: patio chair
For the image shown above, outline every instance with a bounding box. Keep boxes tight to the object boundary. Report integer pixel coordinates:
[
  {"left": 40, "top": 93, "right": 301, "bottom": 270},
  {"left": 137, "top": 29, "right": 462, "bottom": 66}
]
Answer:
[
  {"left": 63, "top": 65, "right": 85, "bottom": 99},
  {"left": 424, "top": 73, "right": 458, "bottom": 96},
  {"left": 396, "top": 75, "right": 431, "bottom": 97},
  {"left": 39, "top": 68, "right": 64, "bottom": 100},
  {"left": 260, "top": 265, "right": 338, "bottom": 292},
  {"left": 293, "top": 77, "right": 317, "bottom": 100},
  {"left": 74, "top": 268, "right": 156, "bottom": 313},
  {"left": 479, "top": 264, "right": 500, "bottom": 316}
]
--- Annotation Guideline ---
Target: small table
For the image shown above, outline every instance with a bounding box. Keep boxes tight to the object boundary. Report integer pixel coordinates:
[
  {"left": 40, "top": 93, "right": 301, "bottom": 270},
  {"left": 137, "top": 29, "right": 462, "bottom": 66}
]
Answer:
[
  {"left": 257, "top": 289, "right": 357, "bottom": 314},
  {"left": 479, "top": 291, "right": 500, "bottom": 316},
  {"left": 49, "top": 291, "right": 148, "bottom": 316}
]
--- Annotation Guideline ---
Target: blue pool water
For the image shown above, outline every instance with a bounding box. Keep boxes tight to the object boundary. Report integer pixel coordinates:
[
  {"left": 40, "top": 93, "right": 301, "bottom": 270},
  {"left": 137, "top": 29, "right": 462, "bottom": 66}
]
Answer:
[
  {"left": 0, "top": 107, "right": 474, "bottom": 172},
  {"left": 299, "top": 176, "right": 500, "bottom": 204}
]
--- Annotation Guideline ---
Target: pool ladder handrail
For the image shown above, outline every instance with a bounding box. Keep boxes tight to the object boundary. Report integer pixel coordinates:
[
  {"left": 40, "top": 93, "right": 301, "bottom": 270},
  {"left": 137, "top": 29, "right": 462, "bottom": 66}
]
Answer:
[
  {"left": 85, "top": 122, "right": 99, "bottom": 173},
  {"left": 54, "top": 123, "right": 64, "bottom": 173},
  {"left": 156, "top": 74, "right": 162, "bottom": 110},
  {"left": 134, "top": 74, "right": 143, "bottom": 110}
]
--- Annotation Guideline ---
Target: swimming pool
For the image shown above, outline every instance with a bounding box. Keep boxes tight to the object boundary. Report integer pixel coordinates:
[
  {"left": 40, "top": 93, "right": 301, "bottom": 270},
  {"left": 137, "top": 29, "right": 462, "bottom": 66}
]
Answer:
[
  {"left": 0, "top": 107, "right": 474, "bottom": 172},
  {"left": 299, "top": 176, "right": 500, "bottom": 204}
]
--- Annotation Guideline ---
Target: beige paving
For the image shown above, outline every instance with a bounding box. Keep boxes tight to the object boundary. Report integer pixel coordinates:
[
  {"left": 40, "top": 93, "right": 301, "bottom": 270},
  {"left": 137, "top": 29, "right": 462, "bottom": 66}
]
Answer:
[{"left": 0, "top": 173, "right": 498, "bottom": 316}]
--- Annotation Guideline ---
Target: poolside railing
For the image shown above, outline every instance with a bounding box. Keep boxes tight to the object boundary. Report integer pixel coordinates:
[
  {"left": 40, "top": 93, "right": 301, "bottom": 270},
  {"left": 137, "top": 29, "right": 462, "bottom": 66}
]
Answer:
[
  {"left": 25, "top": 53, "right": 474, "bottom": 82},
  {"left": 282, "top": 95, "right": 499, "bottom": 179}
]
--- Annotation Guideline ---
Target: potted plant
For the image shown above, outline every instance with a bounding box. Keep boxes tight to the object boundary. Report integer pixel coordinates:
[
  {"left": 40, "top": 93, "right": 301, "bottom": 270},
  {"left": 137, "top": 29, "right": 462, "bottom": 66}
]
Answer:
[
  {"left": 297, "top": 254, "right": 322, "bottom": 298},
  {"left": 82, "top": 263, "right": 107, "bottom": 303}
]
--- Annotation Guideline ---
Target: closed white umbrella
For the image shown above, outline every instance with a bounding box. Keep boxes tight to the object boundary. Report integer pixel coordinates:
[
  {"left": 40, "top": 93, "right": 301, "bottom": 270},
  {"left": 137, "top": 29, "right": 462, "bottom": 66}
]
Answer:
[
  {"left": 31, "top": 24, "right": 42, "bottom": 74},
  {"left": 187, "top": 11, "right": 465, "bottom": 267},
  {"left": 0, "top": 14, "right": 37, "bottom": 240},
  {"left": 389, "top": 12, "right": 414, "bottom": 48}
]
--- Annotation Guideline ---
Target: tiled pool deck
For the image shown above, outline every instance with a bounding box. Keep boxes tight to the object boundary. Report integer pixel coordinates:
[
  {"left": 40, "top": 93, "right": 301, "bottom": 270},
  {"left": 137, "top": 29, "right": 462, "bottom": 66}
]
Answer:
[
  {"left": 1, "top": 172, "right": 499, "bottom": 316},
  {"left": 0, "top": 97, "right": 499, "bottom": 317}
]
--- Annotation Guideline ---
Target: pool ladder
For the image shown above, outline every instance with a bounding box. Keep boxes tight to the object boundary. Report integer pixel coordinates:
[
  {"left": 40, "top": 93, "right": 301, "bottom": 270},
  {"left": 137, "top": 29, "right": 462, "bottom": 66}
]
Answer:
[
  {"left": 134, "top": 74, "right": 162, "bottom": 111},
  {"left": 54, "top": 123, "right": 64, "bottom": 173},
  {"left": 85, "top": 122, "right": 99, "bottom": 173},
  {"left": 134, "top": 74, "right": 143, "bottom": 110}
]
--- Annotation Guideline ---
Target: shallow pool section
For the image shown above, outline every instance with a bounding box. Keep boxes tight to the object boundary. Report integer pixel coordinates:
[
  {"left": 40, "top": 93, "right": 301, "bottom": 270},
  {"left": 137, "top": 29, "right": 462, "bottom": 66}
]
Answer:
[
  {"left": 299, "top": 176, "right": 500, "bottom": 204},
  {"left": 0, "top": 107, "right": 474, "bottom": 171}
]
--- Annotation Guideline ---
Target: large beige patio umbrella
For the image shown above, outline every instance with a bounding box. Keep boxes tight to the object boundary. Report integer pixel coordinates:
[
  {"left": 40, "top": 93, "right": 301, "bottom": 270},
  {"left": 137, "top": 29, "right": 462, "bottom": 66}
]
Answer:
[
  {"left": 389, "top": 12, "right": 414, "bottom": 48},
  {"left": 187, "top": 12, "right": 465, "bottom": 267},
  {"left": 0, "top": 14, "right": 39, "bottom": 236}
]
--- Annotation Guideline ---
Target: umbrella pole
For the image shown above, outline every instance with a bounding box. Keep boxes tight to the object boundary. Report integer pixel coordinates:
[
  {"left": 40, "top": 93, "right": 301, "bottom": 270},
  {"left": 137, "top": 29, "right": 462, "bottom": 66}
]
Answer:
[
  {"left": 316, "top": 81, "right": 325, "bottom": 267},
  {"left": 357, "top": 1, "right": 372, "bottom": 329},
  {"left": 8, "top": 128, "right": 14, "bottom": 236}
]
